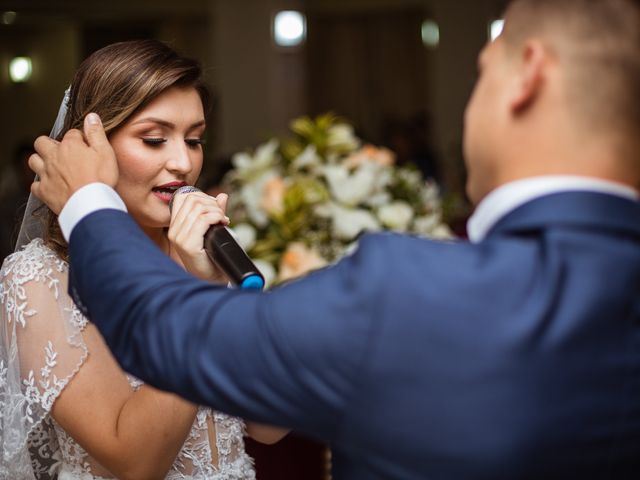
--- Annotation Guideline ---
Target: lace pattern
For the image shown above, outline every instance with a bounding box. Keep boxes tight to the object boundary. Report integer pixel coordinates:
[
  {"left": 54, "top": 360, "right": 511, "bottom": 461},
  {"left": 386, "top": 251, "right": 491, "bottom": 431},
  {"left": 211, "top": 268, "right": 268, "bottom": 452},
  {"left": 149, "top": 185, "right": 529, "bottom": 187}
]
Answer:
[{"left": 1, "top": 239, "right": 256, "bottom": 479}]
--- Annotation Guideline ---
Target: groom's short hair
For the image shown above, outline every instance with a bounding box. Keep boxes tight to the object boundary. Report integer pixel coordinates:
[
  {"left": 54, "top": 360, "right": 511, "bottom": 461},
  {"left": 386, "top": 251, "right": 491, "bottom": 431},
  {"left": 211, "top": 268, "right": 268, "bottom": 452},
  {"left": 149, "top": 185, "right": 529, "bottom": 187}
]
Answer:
[{"left": 503, "top": 0, "right": 640, "bottom": 158}]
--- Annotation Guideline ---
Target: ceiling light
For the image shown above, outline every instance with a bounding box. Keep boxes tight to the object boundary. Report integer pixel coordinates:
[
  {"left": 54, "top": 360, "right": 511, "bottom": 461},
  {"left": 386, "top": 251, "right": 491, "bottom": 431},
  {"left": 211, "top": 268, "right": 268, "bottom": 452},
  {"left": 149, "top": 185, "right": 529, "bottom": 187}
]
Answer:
[
  {"left": 1, "top": 11, "right": 17, "bottom": 25},
  {"left": 274, "top": 10, "right": 306, "bottom": 47},
  {"left": 421, "top": 20, "right": 440, "bottom": 49},
  {"left": 9, "top": 57, "right": 32, "bottom": 83}
]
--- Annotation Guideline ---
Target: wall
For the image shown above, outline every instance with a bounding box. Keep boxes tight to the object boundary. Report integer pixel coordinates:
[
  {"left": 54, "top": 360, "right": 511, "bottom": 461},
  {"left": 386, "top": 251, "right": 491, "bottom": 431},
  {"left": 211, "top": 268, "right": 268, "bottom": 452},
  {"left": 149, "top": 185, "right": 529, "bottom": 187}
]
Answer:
[
  {"left": 0, "top": 0, "right": 506, "bottom": 187},
  {"left": 211, "top": 0, "right": 307, "bottom": 157},
  {"left": 0, "top": 19, "right": 80, "bottom": 174}
]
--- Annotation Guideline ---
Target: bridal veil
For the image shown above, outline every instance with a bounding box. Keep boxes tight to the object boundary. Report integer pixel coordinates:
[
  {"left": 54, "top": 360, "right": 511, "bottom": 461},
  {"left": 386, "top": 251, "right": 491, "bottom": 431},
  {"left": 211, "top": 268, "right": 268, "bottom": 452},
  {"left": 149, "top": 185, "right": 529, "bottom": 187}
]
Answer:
[{"left": 0, "top": 89, "right": 91, "bottom": 479}]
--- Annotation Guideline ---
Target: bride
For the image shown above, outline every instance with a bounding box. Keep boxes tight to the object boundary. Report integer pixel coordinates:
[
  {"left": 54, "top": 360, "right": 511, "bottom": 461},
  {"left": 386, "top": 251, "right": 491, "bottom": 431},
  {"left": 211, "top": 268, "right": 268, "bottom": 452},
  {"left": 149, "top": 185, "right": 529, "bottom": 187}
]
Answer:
[{"left": 0, "top": 39, "right": 287, "bottom": 479}]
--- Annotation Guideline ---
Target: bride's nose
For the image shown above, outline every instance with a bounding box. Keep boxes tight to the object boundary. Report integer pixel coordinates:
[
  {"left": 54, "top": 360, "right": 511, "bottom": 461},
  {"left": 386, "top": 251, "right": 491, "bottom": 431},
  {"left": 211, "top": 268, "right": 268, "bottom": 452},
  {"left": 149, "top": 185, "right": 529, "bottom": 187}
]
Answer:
[{"left": 165, "top": 141, "right": 193, "bottom": 175}]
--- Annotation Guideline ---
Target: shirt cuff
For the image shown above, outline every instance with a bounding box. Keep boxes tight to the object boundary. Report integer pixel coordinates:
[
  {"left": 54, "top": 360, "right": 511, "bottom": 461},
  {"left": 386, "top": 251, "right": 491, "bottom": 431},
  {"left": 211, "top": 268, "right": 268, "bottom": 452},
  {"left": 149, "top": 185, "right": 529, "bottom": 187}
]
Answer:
[{"left": 58, "top": 183, "right": 127, "bottom": 241}]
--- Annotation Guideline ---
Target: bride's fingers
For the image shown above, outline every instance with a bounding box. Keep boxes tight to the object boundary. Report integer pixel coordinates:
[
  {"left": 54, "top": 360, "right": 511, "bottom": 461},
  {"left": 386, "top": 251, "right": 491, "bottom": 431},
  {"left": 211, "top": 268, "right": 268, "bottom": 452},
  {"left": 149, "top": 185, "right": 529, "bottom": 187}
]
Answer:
[
  {"left": 170, "top": 193, "right": 207, "bottom": 237},
  {"left": 170, "top": 192, "right": 206, "bottom": 235},
  {"left": 215, "top": 193, "right": 229, "bottom": 214},
  {"left": 171, "top": 207, "right": 203, "bottom": 248},
  {"left": 169, "top": 203, "right": 228, "bottom": 250},
  {"left": 174, "top": 211, "right": 228, "bottom": 252},
  {"left": 171, "top": 192, "right": 228, "bottom": 233},
  {"left": 179, "top": 208, "right": 229, "bottom": 241}
]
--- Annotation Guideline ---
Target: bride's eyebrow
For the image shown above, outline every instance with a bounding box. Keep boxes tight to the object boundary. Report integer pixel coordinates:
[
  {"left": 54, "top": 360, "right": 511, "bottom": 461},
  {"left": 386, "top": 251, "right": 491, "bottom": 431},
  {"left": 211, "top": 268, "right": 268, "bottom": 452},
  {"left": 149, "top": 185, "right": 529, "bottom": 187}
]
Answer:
[
  {"left": 186, "top": 120, "right": 206, "bottom": 132},
  {"left": 131, "top": 117, "right": 174, "bottom": 128},
  {"left": 130, "top": 118, "right": 206, "bottom": 130}
]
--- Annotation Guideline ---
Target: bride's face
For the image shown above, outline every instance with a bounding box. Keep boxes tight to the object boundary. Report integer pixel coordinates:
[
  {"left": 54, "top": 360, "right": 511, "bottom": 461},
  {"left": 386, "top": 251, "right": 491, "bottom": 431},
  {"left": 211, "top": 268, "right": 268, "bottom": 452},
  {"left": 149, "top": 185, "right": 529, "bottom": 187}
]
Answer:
[{"left": 109, "top": 86, "right": 206, "bottom": 229}]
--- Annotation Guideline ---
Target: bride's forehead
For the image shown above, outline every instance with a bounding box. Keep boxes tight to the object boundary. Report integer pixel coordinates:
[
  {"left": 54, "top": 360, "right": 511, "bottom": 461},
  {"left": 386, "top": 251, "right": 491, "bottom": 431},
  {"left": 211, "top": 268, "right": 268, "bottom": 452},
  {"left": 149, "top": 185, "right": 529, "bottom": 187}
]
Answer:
[{"left": 126, "top": 88, "right": 204, "bottom": 127}]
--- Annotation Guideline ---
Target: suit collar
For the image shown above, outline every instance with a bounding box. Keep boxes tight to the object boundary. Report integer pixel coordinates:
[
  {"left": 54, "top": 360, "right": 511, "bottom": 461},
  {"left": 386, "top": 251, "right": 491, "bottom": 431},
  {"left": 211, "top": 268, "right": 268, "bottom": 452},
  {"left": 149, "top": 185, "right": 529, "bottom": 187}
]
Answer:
[
  {"left": 467, "top": 176, "right": 639, "bottom": 242},
  {"left": 486, "top": 191, "right": 640, "bottom": 239}
]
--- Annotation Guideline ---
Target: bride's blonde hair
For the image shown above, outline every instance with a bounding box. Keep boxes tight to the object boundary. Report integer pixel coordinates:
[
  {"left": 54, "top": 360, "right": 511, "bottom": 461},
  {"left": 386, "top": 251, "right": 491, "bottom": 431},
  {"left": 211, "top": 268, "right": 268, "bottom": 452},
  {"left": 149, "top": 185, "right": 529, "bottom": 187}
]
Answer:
[{"left": 43, "top": 39, "right": 210, "bottom": 260}]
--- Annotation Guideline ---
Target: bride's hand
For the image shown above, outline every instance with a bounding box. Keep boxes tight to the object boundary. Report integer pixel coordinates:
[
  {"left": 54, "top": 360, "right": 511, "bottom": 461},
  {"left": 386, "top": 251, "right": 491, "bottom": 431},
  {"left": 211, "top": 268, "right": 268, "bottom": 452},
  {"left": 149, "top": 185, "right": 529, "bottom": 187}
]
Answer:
[{"left": 168, "top": 191, "right": 230, "bottom": 282}]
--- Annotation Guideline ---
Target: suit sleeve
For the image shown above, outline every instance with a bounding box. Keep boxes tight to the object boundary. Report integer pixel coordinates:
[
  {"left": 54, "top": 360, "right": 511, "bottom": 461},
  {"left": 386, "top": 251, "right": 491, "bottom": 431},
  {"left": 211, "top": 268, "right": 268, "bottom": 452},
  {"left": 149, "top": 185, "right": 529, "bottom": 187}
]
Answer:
[{"left": 68, "top": 209, "right": 381, "bottom": 442}]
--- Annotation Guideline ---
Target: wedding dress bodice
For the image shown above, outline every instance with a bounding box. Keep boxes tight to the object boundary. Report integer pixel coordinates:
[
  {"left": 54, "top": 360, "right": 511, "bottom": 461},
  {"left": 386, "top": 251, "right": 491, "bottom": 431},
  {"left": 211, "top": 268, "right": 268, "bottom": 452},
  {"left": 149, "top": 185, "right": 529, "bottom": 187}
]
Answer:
[{"left": 0, "top": 239, "right": 256, "bottom": 479}]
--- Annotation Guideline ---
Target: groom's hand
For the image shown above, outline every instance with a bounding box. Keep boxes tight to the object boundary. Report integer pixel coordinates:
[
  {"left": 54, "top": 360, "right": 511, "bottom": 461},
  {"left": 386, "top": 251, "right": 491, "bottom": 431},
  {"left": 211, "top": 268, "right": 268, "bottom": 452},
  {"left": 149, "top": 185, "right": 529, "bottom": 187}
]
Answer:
[{"left": 29, "top": 113, "right": 119, "bottom": 214}]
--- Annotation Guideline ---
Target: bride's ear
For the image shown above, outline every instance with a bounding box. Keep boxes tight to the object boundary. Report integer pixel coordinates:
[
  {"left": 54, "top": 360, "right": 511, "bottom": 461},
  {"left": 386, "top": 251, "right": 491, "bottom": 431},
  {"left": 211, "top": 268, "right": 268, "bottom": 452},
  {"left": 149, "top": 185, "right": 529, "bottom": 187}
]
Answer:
[{"left": 509, "top": 40, "right": 548, "bottom": 113}]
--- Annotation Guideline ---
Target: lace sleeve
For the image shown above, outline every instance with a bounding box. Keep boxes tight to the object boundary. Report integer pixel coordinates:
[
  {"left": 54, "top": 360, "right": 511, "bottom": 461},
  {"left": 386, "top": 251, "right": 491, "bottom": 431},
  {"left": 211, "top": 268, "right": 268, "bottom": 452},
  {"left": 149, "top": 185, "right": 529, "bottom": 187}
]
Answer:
[{"left": 0, "top": 239, "right": 89, "bottom": 479}]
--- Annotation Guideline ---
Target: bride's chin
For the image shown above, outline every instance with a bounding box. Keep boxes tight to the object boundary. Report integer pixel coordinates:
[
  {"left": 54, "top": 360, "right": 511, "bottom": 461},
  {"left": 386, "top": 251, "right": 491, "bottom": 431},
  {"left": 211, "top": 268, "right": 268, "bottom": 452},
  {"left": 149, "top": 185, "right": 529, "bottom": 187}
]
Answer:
[{"left": 131, "top": 211, "right": 171, "bottom": 231}]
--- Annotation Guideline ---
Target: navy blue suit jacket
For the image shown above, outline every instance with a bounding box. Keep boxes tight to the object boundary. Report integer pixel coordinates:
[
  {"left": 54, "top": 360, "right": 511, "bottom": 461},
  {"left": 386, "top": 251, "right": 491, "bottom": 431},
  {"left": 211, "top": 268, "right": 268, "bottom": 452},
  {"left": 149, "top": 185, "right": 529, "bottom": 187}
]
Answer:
[{"left": 68, "top": 192, "right": 640, "bottom": 479}]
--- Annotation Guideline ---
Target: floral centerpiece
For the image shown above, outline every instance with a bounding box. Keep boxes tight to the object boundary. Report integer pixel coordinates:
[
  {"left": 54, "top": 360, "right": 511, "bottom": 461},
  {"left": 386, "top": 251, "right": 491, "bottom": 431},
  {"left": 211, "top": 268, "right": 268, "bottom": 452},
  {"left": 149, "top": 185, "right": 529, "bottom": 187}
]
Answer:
[{"left": 221, "top": 113, "right": 452, "bottom": 287}]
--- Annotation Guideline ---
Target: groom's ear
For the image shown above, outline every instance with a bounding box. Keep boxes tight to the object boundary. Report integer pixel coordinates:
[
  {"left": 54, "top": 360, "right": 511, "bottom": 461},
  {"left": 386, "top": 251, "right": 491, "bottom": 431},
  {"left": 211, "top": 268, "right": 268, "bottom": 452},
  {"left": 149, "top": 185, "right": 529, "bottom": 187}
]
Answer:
[{"left": 509, "top": 40, "right": 548, "bottom": 113}]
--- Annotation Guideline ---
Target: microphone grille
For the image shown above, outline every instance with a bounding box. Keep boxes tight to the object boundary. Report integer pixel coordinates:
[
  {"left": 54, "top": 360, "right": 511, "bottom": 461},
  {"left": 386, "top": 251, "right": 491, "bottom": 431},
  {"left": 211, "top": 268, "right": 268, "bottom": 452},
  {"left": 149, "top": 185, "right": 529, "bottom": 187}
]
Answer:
[{"left": 169, "top": 185, "right": 202, "bottom": 212}]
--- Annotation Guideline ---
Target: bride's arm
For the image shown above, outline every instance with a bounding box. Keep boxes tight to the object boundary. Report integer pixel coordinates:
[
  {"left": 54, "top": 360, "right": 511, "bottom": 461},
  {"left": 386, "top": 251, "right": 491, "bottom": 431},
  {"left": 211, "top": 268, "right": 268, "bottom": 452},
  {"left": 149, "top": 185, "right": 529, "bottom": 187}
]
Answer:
[
  {"left": 246, "top": 423, "right": 289, "bottom": 444},
  {"left": 5, "top": 244, "right": 198, "bottom": 480},
  {"left": 169, "top": 193, "right": 291, "bottom": 446},
  {"left": 50, "top": 322, "right": 197, "bottom": 480}
]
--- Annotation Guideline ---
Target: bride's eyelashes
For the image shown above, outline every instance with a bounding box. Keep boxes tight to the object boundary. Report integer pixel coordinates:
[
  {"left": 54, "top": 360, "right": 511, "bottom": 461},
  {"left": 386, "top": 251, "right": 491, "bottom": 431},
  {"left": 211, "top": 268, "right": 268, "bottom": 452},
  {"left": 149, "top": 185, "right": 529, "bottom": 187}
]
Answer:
[
  {"left": 142, "top": 138, "right": 166, "bottom": 146},
  {"left": 185, "top": 138, "right": 206, "bottom": 147},
  {"left": 141, "top": 138, "right": 205, "bottom": 148}
]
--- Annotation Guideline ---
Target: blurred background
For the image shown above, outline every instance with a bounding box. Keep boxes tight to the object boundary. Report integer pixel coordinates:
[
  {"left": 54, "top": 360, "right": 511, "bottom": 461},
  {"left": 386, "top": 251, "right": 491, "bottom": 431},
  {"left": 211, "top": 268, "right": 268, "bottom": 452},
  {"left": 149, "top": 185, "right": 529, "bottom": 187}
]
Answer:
[{"left": 0, "top": 0, "right": 506, "bottom": 476}]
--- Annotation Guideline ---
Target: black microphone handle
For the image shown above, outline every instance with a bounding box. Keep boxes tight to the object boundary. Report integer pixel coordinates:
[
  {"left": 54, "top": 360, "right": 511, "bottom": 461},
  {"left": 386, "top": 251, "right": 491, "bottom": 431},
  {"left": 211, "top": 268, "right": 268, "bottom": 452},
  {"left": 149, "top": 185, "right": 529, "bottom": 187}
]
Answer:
[{"left": 203, "top": 225, "right": 264, "bottom": 288}]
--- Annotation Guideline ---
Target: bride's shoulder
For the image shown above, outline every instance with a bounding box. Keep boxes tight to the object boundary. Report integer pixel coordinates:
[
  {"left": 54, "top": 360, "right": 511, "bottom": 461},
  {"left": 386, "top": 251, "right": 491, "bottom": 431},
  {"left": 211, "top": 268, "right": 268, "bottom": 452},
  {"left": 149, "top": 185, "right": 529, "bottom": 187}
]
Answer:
[{"left": 1, "top": 238, "right": 67, "bottom": 287}]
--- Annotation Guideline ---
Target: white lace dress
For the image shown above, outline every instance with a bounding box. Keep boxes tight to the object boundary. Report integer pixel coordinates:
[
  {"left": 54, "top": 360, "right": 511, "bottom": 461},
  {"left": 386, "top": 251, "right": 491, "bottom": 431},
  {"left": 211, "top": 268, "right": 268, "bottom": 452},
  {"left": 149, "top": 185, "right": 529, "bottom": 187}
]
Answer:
[{"left": 0, "top": 239, "right": 256, "bottom": 480}]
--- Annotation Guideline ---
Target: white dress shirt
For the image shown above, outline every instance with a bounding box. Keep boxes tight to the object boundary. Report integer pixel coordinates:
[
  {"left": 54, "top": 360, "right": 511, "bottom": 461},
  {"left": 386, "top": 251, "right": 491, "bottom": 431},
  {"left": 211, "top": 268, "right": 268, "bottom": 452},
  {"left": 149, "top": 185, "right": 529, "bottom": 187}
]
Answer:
[
  {"left": 466, "top": 176, "right": 639, "bottom": 243},
  {"left": 58, "top": 183, "right": 127, "bottom": 241}
]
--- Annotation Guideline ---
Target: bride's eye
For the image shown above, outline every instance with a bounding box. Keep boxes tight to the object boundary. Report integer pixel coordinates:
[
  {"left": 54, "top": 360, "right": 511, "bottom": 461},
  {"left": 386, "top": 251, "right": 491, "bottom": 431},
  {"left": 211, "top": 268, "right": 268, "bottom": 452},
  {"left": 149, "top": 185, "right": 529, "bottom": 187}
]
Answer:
[
  {"left": 186, "top": 138, "right": 206, "bottom": 148},
  {"left": 142, "top": 138, "right": 166, "bottom": 146}
]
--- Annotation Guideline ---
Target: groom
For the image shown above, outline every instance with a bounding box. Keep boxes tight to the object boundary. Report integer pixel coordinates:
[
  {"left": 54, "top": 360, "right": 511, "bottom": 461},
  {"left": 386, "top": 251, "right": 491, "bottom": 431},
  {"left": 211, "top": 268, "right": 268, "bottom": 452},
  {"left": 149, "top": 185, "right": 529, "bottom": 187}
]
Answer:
[{"left": 29, "top": 0, "right": 640, "bottom": 478}]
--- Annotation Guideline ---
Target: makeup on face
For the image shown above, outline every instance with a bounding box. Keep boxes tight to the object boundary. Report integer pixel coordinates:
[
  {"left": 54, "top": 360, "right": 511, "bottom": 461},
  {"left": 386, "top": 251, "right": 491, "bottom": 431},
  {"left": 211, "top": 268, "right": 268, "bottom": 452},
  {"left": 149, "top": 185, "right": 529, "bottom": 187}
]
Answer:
[{"left": 109, "top": 86, "right": 206, "bottom": 228}]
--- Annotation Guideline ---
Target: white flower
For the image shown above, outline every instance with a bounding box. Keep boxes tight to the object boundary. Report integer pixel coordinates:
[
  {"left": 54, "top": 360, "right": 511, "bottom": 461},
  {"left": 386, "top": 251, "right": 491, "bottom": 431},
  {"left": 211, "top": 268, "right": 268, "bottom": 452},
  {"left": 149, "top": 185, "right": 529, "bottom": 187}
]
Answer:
[
  {"left": 254, "top": 259, "right": 276, "bottom": 288},
  {"left": 421, "top": 181, "right": 442, "bottom": 209},
  {"left": 323, "top": 163, "right": 379, "bottom": 206},
  {"left": 396, "top": 168, "right": 423, "bottom": 188},
  {"left": 327, "top": 123, "right": 360, "bottom": 152},
  {"left": 413, "top": 215, "right": 452, "bottom": 239},
  {"left": 363, "top": 191, "right": 392, "bottom": 208},
  {"left": 362, "top": 166, "right": 394, "bottom": 208},
  {"left": 318, "top": 203, "right": 381, "bottom": 240},
  {"left": 292, "top": 145, "right": 321, "bottom": 171},
  {"left": 239, "top": 170, "right": 279, "bottom": 228},
  {"left": 231, "top": 223, "right": 257, "bottom": 251},
  {"left": 221, "top": 114, "right": 453, "bottom": 288},
  {"left": 377, "top": 201, "right": 414, "bottom": 231},
  {"left": 430, "top": 225, "right": 454, "bottom": 239},
  {"left": 413, "top": 214, "right": 440, "bottom": 235},
  {"left": 232, "top": 139, "right": 280, "bottom": 181}
]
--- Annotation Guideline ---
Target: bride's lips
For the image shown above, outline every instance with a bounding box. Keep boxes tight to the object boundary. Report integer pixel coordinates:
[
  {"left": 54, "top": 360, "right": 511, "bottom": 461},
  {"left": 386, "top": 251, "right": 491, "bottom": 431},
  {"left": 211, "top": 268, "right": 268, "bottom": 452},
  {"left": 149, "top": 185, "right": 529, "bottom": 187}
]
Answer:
[{"left": 152, "top": 181, "right": 189, "bottom": 204}]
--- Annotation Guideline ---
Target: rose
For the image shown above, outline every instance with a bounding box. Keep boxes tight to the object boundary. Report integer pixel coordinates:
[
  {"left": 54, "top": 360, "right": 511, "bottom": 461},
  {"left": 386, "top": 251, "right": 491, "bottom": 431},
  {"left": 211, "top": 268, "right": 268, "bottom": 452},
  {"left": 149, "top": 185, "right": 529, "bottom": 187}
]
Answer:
[
  {"left": 278, "top": 243, "right": 328, "bottom": 282},
  {"left": 260, "top": 176, "right": 286, "bottom": 215},
  {"left": 344, "top": 144, "right": 395, "bottom": 168}
]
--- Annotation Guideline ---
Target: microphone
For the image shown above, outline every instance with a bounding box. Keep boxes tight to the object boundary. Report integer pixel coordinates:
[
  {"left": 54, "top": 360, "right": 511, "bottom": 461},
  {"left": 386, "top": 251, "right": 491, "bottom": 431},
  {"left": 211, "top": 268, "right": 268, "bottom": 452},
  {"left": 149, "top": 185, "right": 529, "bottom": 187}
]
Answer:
[{"left": 169, "top": 186, "right": 265, "bottom": 290}]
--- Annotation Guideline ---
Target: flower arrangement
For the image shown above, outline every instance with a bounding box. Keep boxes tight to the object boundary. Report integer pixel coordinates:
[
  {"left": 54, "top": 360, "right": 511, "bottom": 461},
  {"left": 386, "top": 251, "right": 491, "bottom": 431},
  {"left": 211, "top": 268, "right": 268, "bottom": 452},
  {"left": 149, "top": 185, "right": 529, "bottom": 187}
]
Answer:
[{"left": 221, "top": 113, "right": 452, "bottom": 287}]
